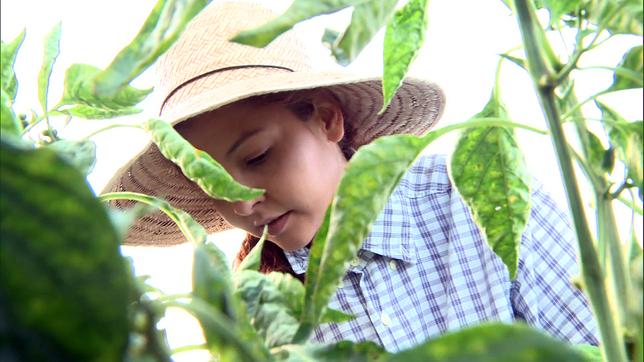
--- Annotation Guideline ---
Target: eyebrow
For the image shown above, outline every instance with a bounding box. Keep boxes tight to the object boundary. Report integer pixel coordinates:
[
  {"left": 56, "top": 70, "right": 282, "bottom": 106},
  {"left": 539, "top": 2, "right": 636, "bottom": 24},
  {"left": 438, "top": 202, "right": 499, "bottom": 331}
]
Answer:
[{"left": 226, "top": 128, "right": 263, "bottom": 157}]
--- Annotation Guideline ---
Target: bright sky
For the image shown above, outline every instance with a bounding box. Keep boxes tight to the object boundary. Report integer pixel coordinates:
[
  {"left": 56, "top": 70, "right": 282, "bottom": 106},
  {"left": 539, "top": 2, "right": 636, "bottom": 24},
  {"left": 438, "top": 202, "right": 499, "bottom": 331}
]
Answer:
[{"left": 2, "top": 0, "right": 642, "bottom": 360}]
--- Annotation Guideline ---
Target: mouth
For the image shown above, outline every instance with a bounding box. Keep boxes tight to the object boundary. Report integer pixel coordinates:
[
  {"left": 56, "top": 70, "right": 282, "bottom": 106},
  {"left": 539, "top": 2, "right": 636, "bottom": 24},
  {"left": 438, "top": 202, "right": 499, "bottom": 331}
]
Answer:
[{"left": 264, "top": 211, "right": 291, "bottom": 236}]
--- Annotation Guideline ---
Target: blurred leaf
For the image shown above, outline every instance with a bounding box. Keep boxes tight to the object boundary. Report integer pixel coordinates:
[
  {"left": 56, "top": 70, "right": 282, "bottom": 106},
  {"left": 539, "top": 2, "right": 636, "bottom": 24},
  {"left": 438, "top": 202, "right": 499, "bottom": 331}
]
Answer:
[
  {"left": 575, "top": 344, "right": 603, "bottom": 362},
  {"left": 585, "top": 130, "right": 613, "bottom": 175},
  {"left": 597, "top": 101, "right": 643, "bottom": 199},
  {"left": 92, "top": 0, "right": 211, "bottom": 98},
  {"left": 381, "top": 0, "right": 429, "bottom": 113},
  {"left": 386, "top": 323, "right": 588, "bottom": 361},
  {"left": 106, "top": 203, "right": 157, "bottom": 240},
  {"left": 0, "top": 138, "right": 129, "bottom": 361},
  {"left": 101, "top": 192, "right": 208, "bottom": 244},
  {"left": 145, "top": 118, "right": 264, "bottom": 202},
  {"left": 585, "top": 0, "right": 643, "bottom": 35},
  {"left": 193, "top": 241, "right": 239, "bottom": 350},
  {"left": 331, "top": 0, "right": 397, "bottom": 65},
  {"left": 234, "top": 270, "right": 299, "bottom": 348},
  {"left": 500, "top": 53, "right": 527, "bottom": 70},
  {"left": 59, "top": 64, "right": 152, "bottom": 113},
  {"left": 321, "top": 28, "right": 341, "bottom": 48},
  {"left": 231, "top": 0, "right": 366, "bottom": 47},
  {"left": 38, "top": 22, "right": 61, "bottom": 114},
  {"left": 46, "top": 139, "right": 96, "bottom": 175},
  {"left": 278, "top": 340, "right": 388, "bottom": 361},
  {"left": 450, "top": 92, "right": 531, "bottom": 279},
  {"left": 320, "top": 307, "right": 355, "bottom": 323},
  {"left": 1, "top": 88, "right": 21, "bottom": 136},
  {"left": 237, "top": 226, "right": 267, "bottom": 272},
  {"left": 608, "top": 45, "right": 643, "bottom": 92},
  {"left": 535, "top": 0, "right": 579, "bottom": 27},
  {"left": 0, "top": 29, "right": 25, "bottom": 101}
]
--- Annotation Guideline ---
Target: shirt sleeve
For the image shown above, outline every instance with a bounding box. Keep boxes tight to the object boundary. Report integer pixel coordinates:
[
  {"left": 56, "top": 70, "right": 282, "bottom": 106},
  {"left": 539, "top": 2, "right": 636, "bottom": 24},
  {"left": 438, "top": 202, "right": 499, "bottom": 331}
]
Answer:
[{"left": 510, "top": 180, "right": 600, "bottom": 345}]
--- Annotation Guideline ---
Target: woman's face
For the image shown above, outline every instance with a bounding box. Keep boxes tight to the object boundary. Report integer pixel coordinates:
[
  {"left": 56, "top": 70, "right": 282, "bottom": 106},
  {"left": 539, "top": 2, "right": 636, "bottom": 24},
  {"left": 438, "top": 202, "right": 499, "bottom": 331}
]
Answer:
[{"left": 178, "top": 93, "right": 347, "bottom": 251}]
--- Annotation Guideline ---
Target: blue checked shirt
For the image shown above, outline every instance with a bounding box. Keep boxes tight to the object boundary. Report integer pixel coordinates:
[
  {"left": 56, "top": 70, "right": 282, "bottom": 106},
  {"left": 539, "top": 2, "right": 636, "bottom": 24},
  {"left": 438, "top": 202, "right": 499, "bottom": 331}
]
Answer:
[{"left": 284, "top": 154, "right": 599, "bottom": 352}]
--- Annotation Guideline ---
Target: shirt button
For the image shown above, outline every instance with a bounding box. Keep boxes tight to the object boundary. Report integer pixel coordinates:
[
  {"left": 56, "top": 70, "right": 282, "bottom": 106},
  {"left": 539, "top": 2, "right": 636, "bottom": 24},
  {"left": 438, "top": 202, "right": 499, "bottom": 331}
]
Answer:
[
  {"left": 389, "top": 260, "right": 397, "bottom": 270},
  {"left": 380, "top": 312, "right": 392, "bottom": 327},
  {"left": 350, "top": 257, "right": 360, "bottom": 267}
]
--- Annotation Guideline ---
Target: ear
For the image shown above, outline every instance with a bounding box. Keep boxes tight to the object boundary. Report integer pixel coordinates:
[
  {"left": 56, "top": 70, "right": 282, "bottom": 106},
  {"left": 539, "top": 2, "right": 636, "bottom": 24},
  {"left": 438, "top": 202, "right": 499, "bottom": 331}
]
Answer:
[{"left": 312, "top": 90, "right": 345, "bottom": 143}]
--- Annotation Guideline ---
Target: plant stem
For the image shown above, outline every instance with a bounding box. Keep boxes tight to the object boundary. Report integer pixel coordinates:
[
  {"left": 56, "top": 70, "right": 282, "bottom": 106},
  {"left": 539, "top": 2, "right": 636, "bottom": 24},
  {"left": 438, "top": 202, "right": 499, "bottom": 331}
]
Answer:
[
  {"left": 82, "top": 123, "right": 144, "bottom": 140},
  {"left": 513, "top": 1, "right": 627, "bottom": 361}
]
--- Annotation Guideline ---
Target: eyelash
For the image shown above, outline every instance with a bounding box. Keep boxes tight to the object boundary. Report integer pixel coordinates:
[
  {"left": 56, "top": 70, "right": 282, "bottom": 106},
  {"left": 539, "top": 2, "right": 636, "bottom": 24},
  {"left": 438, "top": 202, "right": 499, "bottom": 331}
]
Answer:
[{"left": 245, "top": 149, "right": 269, "bottom": 167}]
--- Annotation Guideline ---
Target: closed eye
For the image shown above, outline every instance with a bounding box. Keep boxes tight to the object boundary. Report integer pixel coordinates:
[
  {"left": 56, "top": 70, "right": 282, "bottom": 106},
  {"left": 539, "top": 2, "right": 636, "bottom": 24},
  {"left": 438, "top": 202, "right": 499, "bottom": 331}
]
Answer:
[{"left": 246, "top": 149, "right": 269, "bottom": 167}]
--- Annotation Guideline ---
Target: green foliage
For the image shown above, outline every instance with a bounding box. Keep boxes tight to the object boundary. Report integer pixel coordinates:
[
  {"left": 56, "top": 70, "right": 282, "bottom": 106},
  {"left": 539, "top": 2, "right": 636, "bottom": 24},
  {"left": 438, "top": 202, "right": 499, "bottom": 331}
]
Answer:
[
  {"left": 584, "top": 0, "right": 643, "bottom": 36},
  {"left": 0, "top": 139, "right": 129, "bottom": 361},
  {"left": 277, "top": 340, "right": 387, "bottom": 361},
  {"left": 237, "top": 226, "right": 268, "bottom": 272},
  {"left": 231, "top": 0, "right": 366, "bottom": 47},
  {"left": 609, "top": 45, "right": 643, "bottom": 92},
  {"left": 382, "top": 0, "right": 429, "bottom": 113},
  {"left": 145, "top": 118, "right": 265, "bottom": 202},
  {"left": 387, "top": 323, "right": 589, "bottom": 362},
  {"left": 194, "top": 242, "right": 235, "bottom": 318},
  {"left": 0, "top": 29, "right": 25, "bottom": 101},
  {"left": 450, "top": 93, "right": 531, "bottom": 279},
  {"left": 46, "top": 139, "right": 97, "bottom": 175},
  {"left": 92, "top": 0, "right": 211, "bottom": 98},
  {"left": 0, "top": 88, "right": 21, "bottom": 136},
  {"left": 38, "top": 22, "right": 61, "bottom": 114}
]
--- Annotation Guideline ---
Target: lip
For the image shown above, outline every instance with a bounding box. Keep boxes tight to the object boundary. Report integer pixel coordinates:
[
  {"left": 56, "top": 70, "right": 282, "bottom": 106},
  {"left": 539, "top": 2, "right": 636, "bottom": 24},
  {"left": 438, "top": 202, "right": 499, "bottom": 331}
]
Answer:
[{"left": 266, "top": 211, "right": 291, "bottom": 236}]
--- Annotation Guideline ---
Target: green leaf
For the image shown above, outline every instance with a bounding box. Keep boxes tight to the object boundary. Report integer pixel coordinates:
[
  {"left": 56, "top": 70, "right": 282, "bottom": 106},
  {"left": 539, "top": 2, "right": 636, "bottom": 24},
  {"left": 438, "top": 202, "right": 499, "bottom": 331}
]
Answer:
[
  {"left": 320, "top": 307, "right": 355, "bottom": 323},
  {"left": 46, "top": 139, "right": 97, "bottom": 175},
  {"left": 609, "top": 45, "right": 643, "bottom": 92},
  {"left": 500, "top": 53, "right": 527, "bottom": 71},
  {"left": 1, "top": 87, "right": 21, "bottom": 136},
  {"left": 56, "top": 103, "right": 142, "bottom": 119},
  {"left": 234, "top": 270, "right": 300, "bottom": 348},
  {"left": 331, "top": 0, "right": 397, "bottom": 65},
  {"left": 575, "top": 344, "right": 603, "bottom": 362},
  {"left": 597, "top": 101, "right": 643, "bottom": 197},
  {"left": 193, "top": 242, "right": 237, "bottom": 331},
  {"left": 100, "top": 192, "right": 208, "bottom": 244},
  {"left": 535, "top": 0, "right": 579, "bottom": 27},
  {"left": 297, "top": 132, "right": 439, "bottom": 341},
  {"left": 585, "top": 130, "right": 613, "bottom": 175},
  {"left": 237, "top": 226, "right": 268, "bottom": 272},
  {"left": 0, "top": 29, "right": 25, "bottom": 101},
  {"left": 231, "top": 0, "right": 366, "bottom": 47},
  {"left": 38, "top": 22, "right": 62, "bottom": 114},
  {"left": 0, "top": 138, "right": 129, "bottom": 361},
  {"left": 92, "top": 0, "right": 211, "bottom": 98},
  {"left": 386, "top": 323, "right": 588, "bottom": 361},
  {"left": 59, "top": 63, "right": 152, "bottom": 112},
  {"left": 585, "top": 0, "right": 643, "bottom": 35},
  {"left": 277, "top": 340, "right": 388, "bottom": 361},
  {"left": 145, "top": 118, "right": 264, "bottom": 201},
  {"left": 450, "top": 93, "right": 531, "bottom": 279},
  {"left": 381, "top": 0, "right": 429, "bottom": 113}
]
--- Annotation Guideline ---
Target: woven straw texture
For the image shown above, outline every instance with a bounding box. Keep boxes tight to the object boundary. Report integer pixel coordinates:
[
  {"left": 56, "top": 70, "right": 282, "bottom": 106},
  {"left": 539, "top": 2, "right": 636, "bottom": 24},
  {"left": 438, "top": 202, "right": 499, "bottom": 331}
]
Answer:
[{"left": 104, "top": 1, "right": 445, "bottom": 246}]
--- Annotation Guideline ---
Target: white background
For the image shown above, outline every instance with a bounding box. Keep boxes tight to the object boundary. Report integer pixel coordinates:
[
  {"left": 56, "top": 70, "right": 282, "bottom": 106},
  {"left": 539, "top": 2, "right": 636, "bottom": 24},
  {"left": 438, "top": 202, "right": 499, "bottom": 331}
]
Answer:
[{"left": 2, "top": 0, "right": 642, "bottom": 360}]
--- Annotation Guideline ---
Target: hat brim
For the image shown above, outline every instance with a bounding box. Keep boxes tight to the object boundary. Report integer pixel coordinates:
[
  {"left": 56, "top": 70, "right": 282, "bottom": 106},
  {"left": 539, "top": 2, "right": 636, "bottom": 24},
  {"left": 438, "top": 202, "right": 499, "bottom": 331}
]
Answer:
[{"left": 104, "top": 72, "right": 445, "bottom": 246}]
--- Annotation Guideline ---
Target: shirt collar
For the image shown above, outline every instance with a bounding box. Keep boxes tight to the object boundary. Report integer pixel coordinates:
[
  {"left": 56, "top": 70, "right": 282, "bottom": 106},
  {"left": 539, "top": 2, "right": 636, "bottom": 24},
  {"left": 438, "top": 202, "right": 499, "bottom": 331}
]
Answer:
[{"left": 284, "top": 187, "right": 417, "bottom": 275}]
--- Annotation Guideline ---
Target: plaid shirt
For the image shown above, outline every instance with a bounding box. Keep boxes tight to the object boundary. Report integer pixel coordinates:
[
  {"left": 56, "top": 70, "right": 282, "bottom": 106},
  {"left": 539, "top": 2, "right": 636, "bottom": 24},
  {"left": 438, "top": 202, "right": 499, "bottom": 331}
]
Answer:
[{"left": 284, "top": 153, "right": 599, "bottom": 352}]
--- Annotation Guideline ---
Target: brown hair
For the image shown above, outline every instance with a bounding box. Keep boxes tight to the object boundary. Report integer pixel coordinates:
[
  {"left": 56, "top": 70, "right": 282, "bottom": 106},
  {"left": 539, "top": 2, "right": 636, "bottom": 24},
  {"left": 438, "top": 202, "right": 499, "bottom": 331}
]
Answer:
[{"left": 232, "top": 89, "right": 355, "bottom": 280}]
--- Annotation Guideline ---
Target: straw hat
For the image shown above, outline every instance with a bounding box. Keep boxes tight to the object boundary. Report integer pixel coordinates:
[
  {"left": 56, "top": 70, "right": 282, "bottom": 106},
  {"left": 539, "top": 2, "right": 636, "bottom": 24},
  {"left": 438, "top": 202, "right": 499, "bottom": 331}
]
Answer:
[{"left": 104, "top": 1, "right": 445, "bottom": 246}]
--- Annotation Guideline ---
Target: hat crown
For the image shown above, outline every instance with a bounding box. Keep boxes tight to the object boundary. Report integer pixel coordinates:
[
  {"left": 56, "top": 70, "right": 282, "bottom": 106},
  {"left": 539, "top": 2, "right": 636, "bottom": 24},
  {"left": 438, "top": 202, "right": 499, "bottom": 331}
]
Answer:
[{"left": 156, "top": 2, "right": 311, "bottom": 116}]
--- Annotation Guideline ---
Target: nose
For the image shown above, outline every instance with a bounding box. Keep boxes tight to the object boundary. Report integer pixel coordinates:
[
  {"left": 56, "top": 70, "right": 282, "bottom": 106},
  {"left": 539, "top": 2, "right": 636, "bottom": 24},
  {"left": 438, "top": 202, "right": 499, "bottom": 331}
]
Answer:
[{"left": 232, "top": 195, "right": 264, "bottom": 216}]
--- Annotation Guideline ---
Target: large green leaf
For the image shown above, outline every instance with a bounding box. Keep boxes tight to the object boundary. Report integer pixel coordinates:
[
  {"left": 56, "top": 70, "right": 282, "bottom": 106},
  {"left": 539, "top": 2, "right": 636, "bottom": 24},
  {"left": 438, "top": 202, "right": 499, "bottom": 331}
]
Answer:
[
  {"left": 145, "top": 118, "right": 264, "bottom": 201},
  {"left": 234, "top": 270, "right": 299, "bottom": 348},
  {"left": 296, "top": 132, "right": 442, "bottom": 341},
  {"left": 237, "top": 226, "right": 268, "bottom": 272},
  {"left": 450, "top": 93, "right": 531, "bottom": 279},
  {"left": 386, "top": 323, "right": 588, "bottom": 361},
  {"left": 381, "top": 0, "right": 429, "bottom": 113},
  {"left": 597, "top": 101, "right": 643, "bottom": 199},
  {"left": 0, "top": 139, "right": 129, "bottom": 361},
  {"left": 193, "top": 242, "right": 235, "bottom": 317},
  {"left": 277, "top": 340, "right": 388, "bottom": 361},
  {"left": 1, "top": 88, "right": 21, "bottom": 136},
  {"left": 38, "top": 22, "right": 62, "bottom": 114},
  {"left": 331, "top": 0, "right": 397, "bottom": 65},
  {"left": 46, "top": 139, "right": 97, "bottom": 175},
  {"left": 585, "top": 0, "right": 643, "bottom": 35},
  {"left": 58, "top": 63, "right": 151, "bottom": 116},
  {"left": 92, "top": 0, "right": 211, "bottom": 98},
  {"left": 608, "top": 45, "right": 643, "bottom": 92},
  {"left": 0, "top": 29, "right": 25, "bottom": 101},
  {"left": 534, "top": 0, "right": 580, "bottom": 27},
  {"left": 231, "top": 0, "right": 368, "bottom": 47}
]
